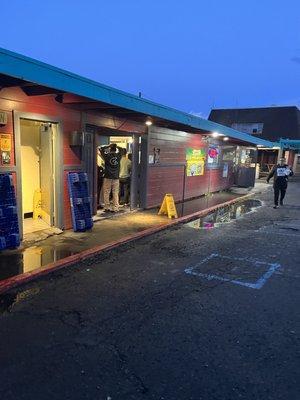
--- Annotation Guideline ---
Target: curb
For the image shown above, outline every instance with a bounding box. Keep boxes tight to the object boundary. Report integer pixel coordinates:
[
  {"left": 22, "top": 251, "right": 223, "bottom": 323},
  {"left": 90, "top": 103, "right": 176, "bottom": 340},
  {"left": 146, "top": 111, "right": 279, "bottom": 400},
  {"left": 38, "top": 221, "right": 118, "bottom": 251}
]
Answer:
[{"left": 0, "top": 192, "right": 255, "bottom": 295}]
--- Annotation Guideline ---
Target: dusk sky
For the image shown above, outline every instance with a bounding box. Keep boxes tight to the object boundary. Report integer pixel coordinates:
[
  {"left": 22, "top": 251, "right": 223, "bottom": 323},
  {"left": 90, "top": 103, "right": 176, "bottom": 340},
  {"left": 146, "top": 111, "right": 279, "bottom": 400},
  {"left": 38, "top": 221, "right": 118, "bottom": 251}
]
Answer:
[{"left": 1, "top": 0, "right": 299, "bottom": 117}]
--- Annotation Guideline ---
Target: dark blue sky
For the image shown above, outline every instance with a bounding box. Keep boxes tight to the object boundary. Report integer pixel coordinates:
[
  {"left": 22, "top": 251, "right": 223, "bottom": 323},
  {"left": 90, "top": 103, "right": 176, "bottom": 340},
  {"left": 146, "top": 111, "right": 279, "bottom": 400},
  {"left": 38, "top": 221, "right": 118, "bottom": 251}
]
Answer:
[{"left": 1, "top": 0, "right": 300, "bottom": 116}]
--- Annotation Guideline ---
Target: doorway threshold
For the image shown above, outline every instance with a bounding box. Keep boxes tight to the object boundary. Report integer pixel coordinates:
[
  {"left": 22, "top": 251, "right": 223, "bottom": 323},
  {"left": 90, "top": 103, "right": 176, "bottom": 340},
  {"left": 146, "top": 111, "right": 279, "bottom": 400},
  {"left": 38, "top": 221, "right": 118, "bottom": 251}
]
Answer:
[
  {"left": 23, "top": 218, "right": 51, "bottom": 235},
  {"left": 23, "top": 227, "right": 63, "bottom": 246},
  {"left": 93, "top": 205, "right": 136, "bottom": 222}
]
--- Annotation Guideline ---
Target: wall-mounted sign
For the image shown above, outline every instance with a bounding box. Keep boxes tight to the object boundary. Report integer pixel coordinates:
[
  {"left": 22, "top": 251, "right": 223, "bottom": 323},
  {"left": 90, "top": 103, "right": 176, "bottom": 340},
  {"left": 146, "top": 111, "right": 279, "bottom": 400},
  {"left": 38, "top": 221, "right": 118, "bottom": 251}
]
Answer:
[
  {"left": 148, "top": 154, "right": 154, "bottom": 164},
  {"left": 208, "top": 146, "right": 219, "bottom": 159},
  {"left": 186, "top": 148, "right": 206, "bottom": 176},
  {"left": 0, "top": 111, "right": 8, "bottom": 126},
  {"left": 207, "top": 145, "right": 221, "bottom": 169},
  {"left": 0, "top": 133, "right": 11, "bottom": 151},
  {"left": 1, "top": 151, "right": 11, "bottom": 165}
]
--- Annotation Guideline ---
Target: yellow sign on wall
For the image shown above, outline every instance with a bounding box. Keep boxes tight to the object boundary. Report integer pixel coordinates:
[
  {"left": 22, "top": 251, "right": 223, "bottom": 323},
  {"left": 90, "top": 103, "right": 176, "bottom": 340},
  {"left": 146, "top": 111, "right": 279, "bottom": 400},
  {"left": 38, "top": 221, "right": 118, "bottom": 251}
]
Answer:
[
  {"left": 186, "top": 148, "right": 206, "bottom": 176},
  {"left": 158, "top": 194, "right": 178, "bottom": 219},
  {"left": 0, "top": 134, "right": 11, "bottom": 151}
]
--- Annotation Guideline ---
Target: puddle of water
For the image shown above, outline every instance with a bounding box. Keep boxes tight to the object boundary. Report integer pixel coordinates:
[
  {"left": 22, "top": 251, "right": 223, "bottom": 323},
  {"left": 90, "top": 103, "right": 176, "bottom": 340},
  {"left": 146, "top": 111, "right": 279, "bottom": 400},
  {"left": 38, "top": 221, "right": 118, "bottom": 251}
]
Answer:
[
  {"left": 0, "top": 244, "right": 74, "bottom": 282},
  {"left": 186, "top": 199, "right": 262, "bottom": 230}
]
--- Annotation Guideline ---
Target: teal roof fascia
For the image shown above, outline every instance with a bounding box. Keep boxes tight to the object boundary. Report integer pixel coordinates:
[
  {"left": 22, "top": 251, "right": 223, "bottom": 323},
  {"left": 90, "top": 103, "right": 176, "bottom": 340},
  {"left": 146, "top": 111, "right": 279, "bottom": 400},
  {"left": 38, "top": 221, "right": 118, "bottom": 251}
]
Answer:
[
  {"left": 279, "top": 138, "right": 300, "bottom": 150},
  {"left": 0, "top": 47, "right": 274, "bottom": 148}
]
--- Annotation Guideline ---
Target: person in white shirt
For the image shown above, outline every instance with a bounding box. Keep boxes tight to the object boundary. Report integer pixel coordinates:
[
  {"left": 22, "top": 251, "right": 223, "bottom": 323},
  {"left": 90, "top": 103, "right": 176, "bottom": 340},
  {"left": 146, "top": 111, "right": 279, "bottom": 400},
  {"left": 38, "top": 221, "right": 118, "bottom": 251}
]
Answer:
[{"left": 119, "top": 148, "right": 132, "bottom": 205}]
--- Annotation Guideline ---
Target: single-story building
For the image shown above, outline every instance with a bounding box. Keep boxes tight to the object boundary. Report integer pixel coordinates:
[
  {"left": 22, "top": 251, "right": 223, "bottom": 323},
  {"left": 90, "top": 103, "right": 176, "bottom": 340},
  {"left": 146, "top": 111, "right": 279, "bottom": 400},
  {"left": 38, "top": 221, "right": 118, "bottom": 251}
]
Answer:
[
  {"left": 209, "top": 106, "right": 300, "bottom": 176},
  {"left": 0, "top": 48, "right": 274, "bottom": 240}
]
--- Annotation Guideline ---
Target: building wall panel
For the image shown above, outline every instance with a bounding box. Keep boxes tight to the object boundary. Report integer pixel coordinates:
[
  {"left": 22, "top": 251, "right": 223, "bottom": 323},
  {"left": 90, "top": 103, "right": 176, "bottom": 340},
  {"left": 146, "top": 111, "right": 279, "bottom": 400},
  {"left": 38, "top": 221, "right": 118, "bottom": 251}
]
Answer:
[{"left": 146, "top": 126, "right": 234, "bottom": 208}]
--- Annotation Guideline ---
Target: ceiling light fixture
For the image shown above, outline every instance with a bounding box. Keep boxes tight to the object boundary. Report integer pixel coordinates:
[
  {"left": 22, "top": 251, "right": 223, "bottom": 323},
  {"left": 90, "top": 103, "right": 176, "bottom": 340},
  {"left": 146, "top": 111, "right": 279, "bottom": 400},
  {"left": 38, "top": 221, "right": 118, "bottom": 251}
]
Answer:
[{"left": 145, "top": 118, "right": 153, "bottom": 126}]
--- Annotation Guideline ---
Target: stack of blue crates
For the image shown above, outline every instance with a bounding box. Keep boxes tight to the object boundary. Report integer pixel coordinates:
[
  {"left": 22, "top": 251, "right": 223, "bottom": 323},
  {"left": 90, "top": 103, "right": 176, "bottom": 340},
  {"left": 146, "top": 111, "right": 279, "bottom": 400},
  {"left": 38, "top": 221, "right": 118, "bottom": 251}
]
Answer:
[
  {"left": 67, "top": 172, "right": 93, "bottom": 232},
  {"left": 0, "top": 173, "right": 20, "bottom": 250}
]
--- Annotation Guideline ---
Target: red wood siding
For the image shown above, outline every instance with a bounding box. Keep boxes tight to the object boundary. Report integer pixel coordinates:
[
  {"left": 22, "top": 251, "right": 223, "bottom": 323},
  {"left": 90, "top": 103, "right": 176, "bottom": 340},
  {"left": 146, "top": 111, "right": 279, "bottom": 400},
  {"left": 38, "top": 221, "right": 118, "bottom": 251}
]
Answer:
[
  {"left": 146, "top": 127, "right": 234, "bottom": 208},
  {"left": 147, "top": 166, "right": 185, "bottom": 206}
]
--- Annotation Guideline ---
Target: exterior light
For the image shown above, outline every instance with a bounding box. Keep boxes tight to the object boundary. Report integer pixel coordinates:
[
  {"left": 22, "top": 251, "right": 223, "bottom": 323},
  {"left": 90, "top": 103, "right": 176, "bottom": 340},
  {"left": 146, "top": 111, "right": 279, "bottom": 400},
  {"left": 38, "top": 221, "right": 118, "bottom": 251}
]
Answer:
[
  {"left": 256, "top": 144, "right": 263, "bottom": 148},
  {"left": 211, "top": 131, "right": 220, "bottom": 138},
  {"left": 145, "top": 118, "right": 153, "bottom": 126},
  {"left": 223, "top": 137, "right": 229, "bottom": 141}
]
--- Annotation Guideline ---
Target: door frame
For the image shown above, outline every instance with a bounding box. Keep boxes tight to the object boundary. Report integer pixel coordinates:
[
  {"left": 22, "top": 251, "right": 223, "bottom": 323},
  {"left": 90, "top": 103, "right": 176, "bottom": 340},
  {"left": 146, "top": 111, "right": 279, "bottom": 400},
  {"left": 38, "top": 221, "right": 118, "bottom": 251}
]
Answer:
[
  {"left": 14, "top": 111, "right": 64, "bottom": 239},
  {"left": 92, "top": 128, "right": 139, "bottom": 211}
]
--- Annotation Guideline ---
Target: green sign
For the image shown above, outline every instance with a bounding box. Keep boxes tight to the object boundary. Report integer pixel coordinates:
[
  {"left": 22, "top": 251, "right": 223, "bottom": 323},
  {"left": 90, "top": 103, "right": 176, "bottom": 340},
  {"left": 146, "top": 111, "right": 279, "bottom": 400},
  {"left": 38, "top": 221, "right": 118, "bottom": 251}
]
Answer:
[{"left": 185, "top": 148, "right": 206, "bottom": 176}]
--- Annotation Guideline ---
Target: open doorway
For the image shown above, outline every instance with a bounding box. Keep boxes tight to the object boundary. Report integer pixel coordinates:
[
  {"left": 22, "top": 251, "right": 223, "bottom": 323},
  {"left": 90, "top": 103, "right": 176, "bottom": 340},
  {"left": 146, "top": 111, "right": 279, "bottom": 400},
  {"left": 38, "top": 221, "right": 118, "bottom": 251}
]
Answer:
[
  {"left": 20, "top": 119, "right": 57, "bottom": 234},
  {"left": 96, "top": 134, "right": 134, "bottom": 215}
]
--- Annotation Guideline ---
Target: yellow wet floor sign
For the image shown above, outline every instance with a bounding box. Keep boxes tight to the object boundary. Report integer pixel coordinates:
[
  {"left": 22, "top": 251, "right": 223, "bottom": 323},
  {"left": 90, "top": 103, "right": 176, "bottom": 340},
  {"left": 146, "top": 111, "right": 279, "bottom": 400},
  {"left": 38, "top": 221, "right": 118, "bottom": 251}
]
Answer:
[
  {"left": 33, "top": 189, "right": 42, "bottom": 220},
  {"left": 158, "top": 194, "right": 178, "bottom": 219}
]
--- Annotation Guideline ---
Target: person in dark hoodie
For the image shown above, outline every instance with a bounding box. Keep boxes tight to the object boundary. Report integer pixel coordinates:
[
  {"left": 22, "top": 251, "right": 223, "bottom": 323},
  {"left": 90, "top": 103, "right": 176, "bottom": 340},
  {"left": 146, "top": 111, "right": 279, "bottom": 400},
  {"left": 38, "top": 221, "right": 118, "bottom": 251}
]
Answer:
[
  {"left": 267, "top": 157, "right": 293, "bottom": 209},
  {"left": 100, "top": 143, "right": 123, "bottom": 212}
]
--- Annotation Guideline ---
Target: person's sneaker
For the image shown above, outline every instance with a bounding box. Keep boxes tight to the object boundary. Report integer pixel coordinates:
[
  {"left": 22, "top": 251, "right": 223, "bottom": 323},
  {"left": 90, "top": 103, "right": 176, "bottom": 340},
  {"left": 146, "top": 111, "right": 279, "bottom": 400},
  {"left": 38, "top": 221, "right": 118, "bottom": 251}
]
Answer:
[{"left": 273, "top": 205, "right": 279, "bottom": 209}]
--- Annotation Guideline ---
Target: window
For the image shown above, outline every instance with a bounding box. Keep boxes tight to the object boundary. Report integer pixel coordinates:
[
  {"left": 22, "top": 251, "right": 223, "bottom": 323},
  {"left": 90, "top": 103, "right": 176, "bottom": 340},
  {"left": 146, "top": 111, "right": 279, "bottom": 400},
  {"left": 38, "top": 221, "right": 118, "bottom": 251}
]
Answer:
[
  {"left": 231, "top": 123, "right": 264, "bottom": 135},
  {"left": 222, "top": 146, "right": 236, "bottom": 161}
]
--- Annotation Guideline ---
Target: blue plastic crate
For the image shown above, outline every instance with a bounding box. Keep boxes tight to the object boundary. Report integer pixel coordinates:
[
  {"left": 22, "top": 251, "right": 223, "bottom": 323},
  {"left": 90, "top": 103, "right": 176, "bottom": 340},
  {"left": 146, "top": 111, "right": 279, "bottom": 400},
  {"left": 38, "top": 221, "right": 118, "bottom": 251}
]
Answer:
[
  {"left": 3, "top": 205, "right": 17, "bottom": 217},
  {"left": 67, "top": 172, "right": 93, "bottom": 232},
  {"left": 79, "top": 173, "right": 88, "bottom": 182},
  {"left": 68, "top": 172, "right": 79, "bottom": 183},
  {"left": 0, "top": 173, "right": 20, "bottom": 250},
  {"left": 0, "top": 174, "right": 13, "bottom": 188},
  {"left": 77, "top": 220, "right": 86, "bottom": 230},
  {"left": 74, "top": 197, "right": 83, "bottom": 205},
  {"left": 0, "top": 236, "right": 6, "bottom": 250},
  {"left": 5, "top": 233, "right": 20, "bottom": 248},
  {"left": 85, "top": 218, "right": 93, "bottom": 229}
]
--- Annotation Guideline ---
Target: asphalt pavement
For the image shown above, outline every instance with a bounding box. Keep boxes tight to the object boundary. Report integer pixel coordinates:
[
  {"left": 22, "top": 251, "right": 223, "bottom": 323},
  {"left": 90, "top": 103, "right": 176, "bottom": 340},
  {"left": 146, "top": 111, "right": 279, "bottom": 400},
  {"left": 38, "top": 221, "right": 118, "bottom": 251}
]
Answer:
[{"left": 0, "top": 179, "right": 299, "bottom": 400}]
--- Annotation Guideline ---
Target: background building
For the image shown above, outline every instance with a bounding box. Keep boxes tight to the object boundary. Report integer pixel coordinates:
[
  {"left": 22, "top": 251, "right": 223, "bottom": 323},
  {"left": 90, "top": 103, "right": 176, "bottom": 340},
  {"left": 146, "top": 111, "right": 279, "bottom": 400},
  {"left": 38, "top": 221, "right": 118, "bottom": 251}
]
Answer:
[{"left": 209, "top": 106, "right": 300, "bottom": 176}]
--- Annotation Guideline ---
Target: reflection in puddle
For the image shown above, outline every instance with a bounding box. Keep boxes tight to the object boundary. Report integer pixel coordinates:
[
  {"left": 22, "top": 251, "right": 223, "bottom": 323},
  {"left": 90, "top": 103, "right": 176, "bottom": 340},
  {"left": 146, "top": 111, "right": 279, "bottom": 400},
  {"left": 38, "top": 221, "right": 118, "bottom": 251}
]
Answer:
[
  {"left": 186, "top": 199, "right": 262, "bottom": 230},
  {"left": 0, "top": 244, "right": 74, "bottom": 282},
  {"left": 22, "top": 246, "right": 73, "bottom": 273}
]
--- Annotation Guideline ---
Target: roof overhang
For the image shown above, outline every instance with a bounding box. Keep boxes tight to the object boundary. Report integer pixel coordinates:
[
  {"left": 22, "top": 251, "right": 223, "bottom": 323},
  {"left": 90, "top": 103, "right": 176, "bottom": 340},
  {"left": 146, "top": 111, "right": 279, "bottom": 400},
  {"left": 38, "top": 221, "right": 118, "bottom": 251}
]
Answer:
[
  {"left": 0, "top": 47, "right": 275, "bottom": 148},
  {"left": 278, "top": 138, "right": 300, "bottom": 150}
]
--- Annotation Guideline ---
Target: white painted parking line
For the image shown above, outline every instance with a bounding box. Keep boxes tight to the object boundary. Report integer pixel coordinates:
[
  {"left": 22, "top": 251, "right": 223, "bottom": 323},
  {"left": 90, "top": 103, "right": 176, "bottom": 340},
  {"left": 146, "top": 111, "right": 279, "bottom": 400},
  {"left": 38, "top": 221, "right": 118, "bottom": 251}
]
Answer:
[{"left": 185, "top": 253, "right": 281, "bottom": 290}]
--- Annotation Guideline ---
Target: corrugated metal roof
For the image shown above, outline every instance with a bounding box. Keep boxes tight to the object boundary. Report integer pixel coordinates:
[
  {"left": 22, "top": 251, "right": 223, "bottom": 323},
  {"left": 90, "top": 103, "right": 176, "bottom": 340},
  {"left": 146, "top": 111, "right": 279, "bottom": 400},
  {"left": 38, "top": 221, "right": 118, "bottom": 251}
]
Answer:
[{"left": 0, "top": 47, "right": 275, "bottom": 147}]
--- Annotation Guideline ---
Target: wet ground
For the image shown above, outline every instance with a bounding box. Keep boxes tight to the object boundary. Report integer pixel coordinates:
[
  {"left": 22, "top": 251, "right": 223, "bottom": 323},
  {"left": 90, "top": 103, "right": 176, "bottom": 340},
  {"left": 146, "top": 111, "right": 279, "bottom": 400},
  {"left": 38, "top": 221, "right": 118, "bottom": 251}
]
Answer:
[
  {"left": 0, "top": 179, "right": 299, "bottom": 399},
  {"left": 0, "top": 190, "right": 241, "bottom": 281},
  {"left": 186, "top": 198, "right": 262, "bottom": 229}
]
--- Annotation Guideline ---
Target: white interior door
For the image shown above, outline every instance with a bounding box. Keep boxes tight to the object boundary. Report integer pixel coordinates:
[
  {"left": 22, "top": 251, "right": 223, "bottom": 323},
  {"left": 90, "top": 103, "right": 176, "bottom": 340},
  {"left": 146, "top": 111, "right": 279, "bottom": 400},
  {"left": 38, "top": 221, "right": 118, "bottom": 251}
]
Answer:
[{"left": 40, "top": 124, "right": 53, "bottom": 226}]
